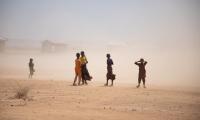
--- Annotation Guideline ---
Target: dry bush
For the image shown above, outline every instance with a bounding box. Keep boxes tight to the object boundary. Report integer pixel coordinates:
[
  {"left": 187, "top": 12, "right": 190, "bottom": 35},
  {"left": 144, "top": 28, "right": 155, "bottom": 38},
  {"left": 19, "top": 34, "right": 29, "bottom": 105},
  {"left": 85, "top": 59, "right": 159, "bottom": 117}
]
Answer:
[
  {"left": 14, "top": 86, "right": 30, "bottom": 100},
  {"left": 14, "top": 81, "right": 31, "bottom": 101}
]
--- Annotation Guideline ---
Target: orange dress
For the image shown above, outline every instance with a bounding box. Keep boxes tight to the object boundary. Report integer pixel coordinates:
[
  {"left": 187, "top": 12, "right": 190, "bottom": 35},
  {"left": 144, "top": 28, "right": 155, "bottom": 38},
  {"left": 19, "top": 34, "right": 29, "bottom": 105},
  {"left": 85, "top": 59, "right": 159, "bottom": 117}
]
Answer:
[{"left": 75, "top": 59, "right": 81, "bottom": 75}]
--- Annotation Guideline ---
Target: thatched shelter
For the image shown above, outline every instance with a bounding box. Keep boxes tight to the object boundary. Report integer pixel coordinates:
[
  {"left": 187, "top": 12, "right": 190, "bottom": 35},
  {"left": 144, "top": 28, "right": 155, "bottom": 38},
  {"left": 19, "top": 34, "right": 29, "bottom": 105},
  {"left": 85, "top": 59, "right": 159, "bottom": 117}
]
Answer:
[{"left": 41, "top": 40, "right": 67, "bottom": 52}]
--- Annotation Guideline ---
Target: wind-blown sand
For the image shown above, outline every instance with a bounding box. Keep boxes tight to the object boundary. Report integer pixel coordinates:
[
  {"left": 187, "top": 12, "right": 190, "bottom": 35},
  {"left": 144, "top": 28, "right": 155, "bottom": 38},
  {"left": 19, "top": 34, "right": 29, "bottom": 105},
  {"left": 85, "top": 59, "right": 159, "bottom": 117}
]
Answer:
[{"left": 0, "top": 79, "right": 199, "bottom": 120}]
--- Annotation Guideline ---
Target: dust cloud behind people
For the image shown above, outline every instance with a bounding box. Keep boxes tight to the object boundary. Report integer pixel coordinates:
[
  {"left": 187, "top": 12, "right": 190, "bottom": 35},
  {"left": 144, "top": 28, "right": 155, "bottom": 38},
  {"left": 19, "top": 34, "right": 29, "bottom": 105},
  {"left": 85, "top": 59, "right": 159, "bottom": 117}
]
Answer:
[{"left": 0, "top": 42, "right": 199, "bottom": 88}]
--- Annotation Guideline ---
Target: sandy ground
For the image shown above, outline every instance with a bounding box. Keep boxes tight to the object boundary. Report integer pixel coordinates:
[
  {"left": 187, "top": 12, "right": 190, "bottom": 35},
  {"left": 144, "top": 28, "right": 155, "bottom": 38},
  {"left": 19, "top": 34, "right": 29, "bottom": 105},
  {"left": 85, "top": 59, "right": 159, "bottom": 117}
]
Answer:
[{"left": 0, "top": 79, "right": 200, "bottom": 120}]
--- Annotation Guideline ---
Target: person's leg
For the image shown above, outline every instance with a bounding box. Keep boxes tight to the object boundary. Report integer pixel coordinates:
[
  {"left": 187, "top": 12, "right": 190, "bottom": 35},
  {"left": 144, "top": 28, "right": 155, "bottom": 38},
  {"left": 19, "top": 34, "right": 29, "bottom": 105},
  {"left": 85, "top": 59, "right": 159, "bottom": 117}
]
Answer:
[
  {"left": 137, "top": 77, "right": 141, "bottom": 88},
  {"left": 78, "top": 73, "right": 81, "bottom": 85},
  {"left": 29, "top": 70, "right": 32, "bottom": 79},
  {"left": 111, "top": 80, "right": 113, "bottom": 86},
  {"left": 73, "top": 74, "right": 78, "bottom": 85},
  {"left": 81, "top": 76, "right": 85, "bottom": 85},
  {"left": 106, "top": 68, "right": 112, "bottom": 86},
  {"left": 30, "top": 71, "right": 33, "bottom": 79},
  {"left": 111, "top": 73, "right": 115, "bottom": 86},
  {"left": 142, "top": 78, "right": 146, "bottom": 88},
  {"left": 84, "top": 79, "right": 88, "bottom": 85},
  {"left": 82, "top": 78, "right": 85, "bottom": 85},
  {"left": 30, "top": 69, "right": 34, "bottom": 78},
  {"left": 105, "top": 78, "right": 109, "bottom": 86}
]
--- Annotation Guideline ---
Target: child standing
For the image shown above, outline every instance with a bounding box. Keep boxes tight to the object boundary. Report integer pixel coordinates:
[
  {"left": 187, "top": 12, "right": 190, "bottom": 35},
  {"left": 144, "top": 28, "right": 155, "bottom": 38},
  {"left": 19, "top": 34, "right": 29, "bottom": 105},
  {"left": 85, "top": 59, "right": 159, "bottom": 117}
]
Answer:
[
  {"left": 135, "top": 58, "right": 147, "bottom": 88},
  {"left": 29, "top": 58, "right": 35, "bottom": 79},
  {"left": 73, "top": 53, "right": 81, "bottom": 86},
  {"left": 80, "top": 51, "right": 92, "bottom": 85},
  {"left": 105, "top": 54, "right": 115, "bottom": 86}
]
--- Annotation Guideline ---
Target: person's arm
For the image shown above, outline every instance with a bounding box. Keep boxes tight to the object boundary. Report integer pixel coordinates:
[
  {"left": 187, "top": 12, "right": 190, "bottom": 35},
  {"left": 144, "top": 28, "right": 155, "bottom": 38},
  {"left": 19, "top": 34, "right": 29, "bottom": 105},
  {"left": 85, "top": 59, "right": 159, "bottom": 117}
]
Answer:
[
  {"left": 85, "top": 57, "right": 88, "bottom": 64},
  {"left": 144, "top": 61, "right": 147, "bottom": 65},
  {"left": 135, "top": 61, "right": 139, "bottom": 65},
  {"left": 111, "top": 59, "right": 113, "bottom": 65}
]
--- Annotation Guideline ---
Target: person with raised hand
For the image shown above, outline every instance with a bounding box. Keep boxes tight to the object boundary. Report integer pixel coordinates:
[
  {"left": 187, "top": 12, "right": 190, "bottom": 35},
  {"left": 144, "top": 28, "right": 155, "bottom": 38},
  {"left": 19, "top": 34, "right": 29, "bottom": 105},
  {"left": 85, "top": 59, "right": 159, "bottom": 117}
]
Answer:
[{"left": 135, "top": 58, "right": 147, "bottom": 88}]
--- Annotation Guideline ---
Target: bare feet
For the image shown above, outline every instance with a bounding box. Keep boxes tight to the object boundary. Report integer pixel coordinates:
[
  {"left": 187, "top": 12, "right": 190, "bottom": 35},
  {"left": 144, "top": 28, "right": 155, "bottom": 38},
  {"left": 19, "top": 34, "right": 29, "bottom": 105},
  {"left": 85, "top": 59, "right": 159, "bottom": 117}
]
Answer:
[
  {"left": 73, "top": 83, "right": 77, "bottom": 86},
  {"left": 84, "top": 81, "right": 88, "bottom": 85}
]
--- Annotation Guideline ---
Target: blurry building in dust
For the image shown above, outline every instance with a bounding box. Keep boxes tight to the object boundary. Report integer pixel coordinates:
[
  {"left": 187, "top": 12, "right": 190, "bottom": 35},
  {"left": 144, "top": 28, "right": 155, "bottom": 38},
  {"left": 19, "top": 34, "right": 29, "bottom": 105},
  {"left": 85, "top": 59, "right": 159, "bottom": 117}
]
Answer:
[
  {"left": 0, "top": 38, "right": 7, "bottom": 52},
  {"left": 41, "top": 40, "right": 67, "bottom": 53}
]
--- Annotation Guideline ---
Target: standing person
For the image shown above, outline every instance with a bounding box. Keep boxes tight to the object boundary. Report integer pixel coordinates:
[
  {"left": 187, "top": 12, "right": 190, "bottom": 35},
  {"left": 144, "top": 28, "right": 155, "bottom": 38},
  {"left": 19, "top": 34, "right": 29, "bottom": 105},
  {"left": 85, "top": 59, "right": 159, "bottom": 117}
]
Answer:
[
  {"left": 73, "top": 53, "right": 82, "bottom": 86},
  {"left": 80, "top": 51, "right": 92, "bottom": 85},
  {"left": 105, "top": 54, "right": 115, "bottom": 86},
  {"left": 135, "top": 58, "right": 147, "bottom": 88},
  {"left": 29, "top": 58, "right": 35, "bottom": 79}
]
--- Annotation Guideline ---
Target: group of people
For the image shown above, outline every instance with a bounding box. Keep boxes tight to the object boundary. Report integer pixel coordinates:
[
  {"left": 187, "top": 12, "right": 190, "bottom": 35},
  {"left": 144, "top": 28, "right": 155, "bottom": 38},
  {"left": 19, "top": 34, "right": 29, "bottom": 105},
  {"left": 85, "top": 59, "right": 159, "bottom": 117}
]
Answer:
[
  {"left": 73, "top": 51, "right": 92, "bottom": 86},
  {"left": 28, "top": 52, "right": 148, "bottom": 88},
  {"left": 72, "top": 51, "right": 147, "bottom": 88}
]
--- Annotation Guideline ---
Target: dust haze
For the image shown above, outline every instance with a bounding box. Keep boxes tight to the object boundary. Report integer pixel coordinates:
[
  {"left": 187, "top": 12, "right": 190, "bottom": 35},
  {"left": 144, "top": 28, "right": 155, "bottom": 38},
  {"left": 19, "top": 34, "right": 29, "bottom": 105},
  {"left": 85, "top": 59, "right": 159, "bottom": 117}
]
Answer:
[
  {"left": 0, "top": 0, "right": 200, "bottom": 87},
  {"left": 0, "top": 41, "right": 199, "bottom": 87}
]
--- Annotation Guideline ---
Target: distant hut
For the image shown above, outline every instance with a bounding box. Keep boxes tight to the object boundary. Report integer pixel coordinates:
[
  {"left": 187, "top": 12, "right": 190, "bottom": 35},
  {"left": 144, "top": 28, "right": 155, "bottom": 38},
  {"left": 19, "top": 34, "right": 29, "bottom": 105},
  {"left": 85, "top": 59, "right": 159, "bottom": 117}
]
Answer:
[
  {"left": 41, "top": 40, "right": 67, "bottom": 53},
  {"left": 0, "top": 38, "right": 7, "bottom": 52},
  {"left": 41, "top": 40, "right": 54, "bottom": 52}
]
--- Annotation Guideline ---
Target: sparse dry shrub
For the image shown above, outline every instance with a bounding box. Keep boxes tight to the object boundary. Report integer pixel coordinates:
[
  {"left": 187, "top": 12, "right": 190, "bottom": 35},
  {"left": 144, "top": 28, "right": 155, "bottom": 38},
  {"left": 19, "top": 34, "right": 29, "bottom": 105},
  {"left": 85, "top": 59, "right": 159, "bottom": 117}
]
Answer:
[
  {"left": 14, "top": 81, "right": 31, "bottom": 101},
  {"left": 14, "top": 86, "right": 30, "bottom": 100}
]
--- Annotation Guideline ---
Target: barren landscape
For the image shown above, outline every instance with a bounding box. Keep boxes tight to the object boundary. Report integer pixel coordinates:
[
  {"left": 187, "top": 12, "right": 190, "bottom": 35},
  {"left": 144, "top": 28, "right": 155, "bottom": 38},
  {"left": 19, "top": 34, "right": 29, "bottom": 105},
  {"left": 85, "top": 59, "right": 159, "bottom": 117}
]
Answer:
[{"left": 0, "top": 79, "right": 199, "bottom": 120}]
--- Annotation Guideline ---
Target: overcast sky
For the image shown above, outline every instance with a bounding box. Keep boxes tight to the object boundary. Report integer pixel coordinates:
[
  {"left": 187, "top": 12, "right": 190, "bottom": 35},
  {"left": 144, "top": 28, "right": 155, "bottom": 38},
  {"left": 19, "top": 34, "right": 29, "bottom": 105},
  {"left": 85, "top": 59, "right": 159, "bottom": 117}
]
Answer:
[{"left": 0, "top": 0, "right": 199, "bottom": 45}]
